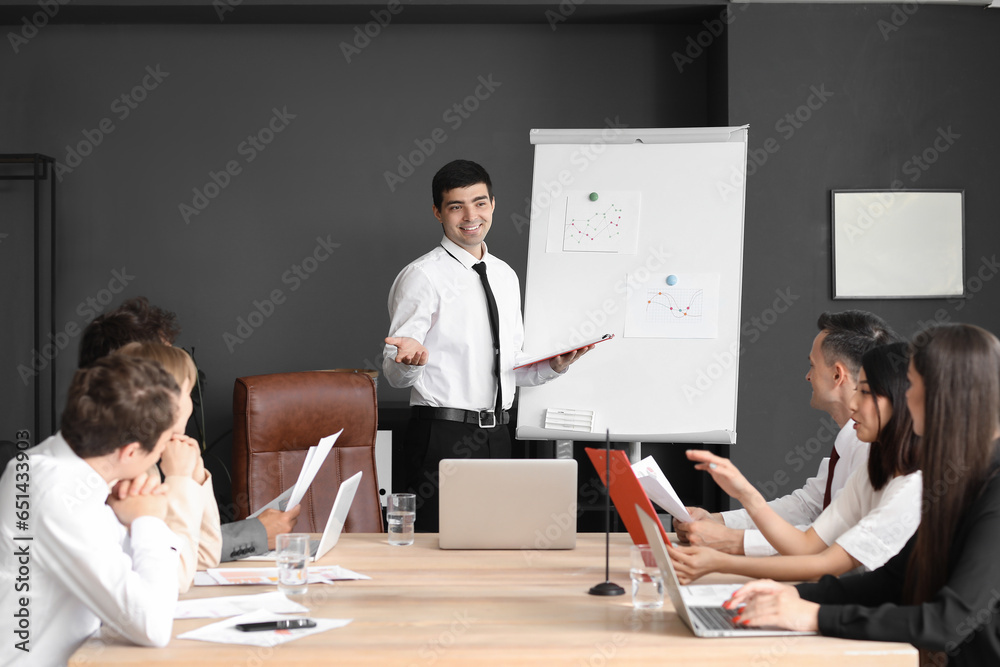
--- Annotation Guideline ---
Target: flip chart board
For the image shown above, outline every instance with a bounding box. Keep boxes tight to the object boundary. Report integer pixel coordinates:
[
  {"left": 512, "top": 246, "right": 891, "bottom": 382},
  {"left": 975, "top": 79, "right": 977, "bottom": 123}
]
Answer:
[{"left": 517, "top": 127, "right": 748, "bottom": 444}]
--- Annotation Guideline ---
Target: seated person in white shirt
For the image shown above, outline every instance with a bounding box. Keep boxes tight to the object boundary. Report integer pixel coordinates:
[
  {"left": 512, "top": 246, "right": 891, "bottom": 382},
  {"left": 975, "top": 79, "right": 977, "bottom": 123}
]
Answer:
[
  {"left": 670, "top": 342, "right": 921, "bottom": 582},
  {"left": 382, "top": 159, "right": 592, "bottom": 531},
  {"left": 675, "top": 310, "right": 900, "bottom": 556},
  {"left": 0, "top": 355, "right": 183, "bottom": 666}
]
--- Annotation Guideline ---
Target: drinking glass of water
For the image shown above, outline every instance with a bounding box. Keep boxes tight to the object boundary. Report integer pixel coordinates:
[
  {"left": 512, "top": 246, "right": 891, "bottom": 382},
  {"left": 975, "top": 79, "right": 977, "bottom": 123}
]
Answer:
[
  {"left": 387, "top": 493, "right": 416, "bottom": 546},
  {"left": 276, "top": 533, "right": 310, "bottom": 596},
  {"left": 630, "top": 544, "right": 664, "bottom": 609}
]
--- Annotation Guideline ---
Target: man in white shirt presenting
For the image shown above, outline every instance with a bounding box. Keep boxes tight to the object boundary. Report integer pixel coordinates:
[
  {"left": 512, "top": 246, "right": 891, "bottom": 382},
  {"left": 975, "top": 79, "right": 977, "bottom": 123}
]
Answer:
[
  {"left": 0, "top": 355, "right": 183, "bottom": 665},
  {"left": 675, "top": 310, "right": 899, "bottom": 556},
  {"left": 383, "top": 159, "right": 591, "bottom": 531}
]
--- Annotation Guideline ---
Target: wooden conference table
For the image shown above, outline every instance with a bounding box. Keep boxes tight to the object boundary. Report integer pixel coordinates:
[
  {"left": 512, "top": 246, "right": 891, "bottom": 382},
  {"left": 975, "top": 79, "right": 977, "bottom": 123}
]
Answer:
[{"left": 71, "top": 533, "right": 917, "bottom": 666}]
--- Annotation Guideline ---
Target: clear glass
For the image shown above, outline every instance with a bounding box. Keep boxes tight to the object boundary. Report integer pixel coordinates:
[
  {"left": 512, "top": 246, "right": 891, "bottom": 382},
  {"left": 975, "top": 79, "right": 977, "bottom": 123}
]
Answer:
[
  {"left": 387, "top": 493, "right": 416, "bottom": 546},
  {"left": 276, "top": 533, "right": 310, "bottom": 596},
  {"left": 630, "top": 544, "right": 664, "bottom": 609}
]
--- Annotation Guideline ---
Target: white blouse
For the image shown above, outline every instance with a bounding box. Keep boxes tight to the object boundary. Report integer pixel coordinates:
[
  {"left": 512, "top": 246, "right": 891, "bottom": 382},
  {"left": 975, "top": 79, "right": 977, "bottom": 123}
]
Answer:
[{"left": 811, "top": 466, "right": 922, "bottom": 571}]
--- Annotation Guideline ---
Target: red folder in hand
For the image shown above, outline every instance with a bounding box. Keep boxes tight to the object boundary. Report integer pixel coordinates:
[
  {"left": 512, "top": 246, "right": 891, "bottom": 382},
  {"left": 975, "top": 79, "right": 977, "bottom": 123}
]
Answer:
[{"left": 585, "top": 447, "right": 671, "bottom": 547}]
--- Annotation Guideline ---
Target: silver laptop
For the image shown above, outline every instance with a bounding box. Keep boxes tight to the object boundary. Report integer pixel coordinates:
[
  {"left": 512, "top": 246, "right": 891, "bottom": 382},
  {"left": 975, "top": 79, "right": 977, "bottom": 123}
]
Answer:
[
  {"left": 240, "top": 471, "right": 362, "bottom": 561},
  {"left": 636, "top": 506, "right": 815, "bottom": 638},
  {"left": 439, "top": 459, "right": 577, "bottom": 549}
]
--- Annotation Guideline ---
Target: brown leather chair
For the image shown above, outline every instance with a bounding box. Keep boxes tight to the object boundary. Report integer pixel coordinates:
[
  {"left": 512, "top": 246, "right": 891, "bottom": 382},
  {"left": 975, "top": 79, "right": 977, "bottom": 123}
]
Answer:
[{"left": 232, "top": 371, "right": 383, "bottom": 533}]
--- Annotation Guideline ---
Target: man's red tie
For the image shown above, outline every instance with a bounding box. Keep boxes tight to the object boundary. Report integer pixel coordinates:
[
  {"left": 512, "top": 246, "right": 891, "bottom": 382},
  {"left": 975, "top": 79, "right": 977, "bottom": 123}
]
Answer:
[{"left": 822, "top": 446, "right": 840, "bottom": 509}]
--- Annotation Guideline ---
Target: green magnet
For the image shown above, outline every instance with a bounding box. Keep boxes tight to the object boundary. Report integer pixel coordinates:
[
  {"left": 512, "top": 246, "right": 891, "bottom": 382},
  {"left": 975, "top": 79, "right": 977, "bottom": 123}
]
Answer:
[{"left": 588, "top": 192, "right": 599, "bottom": 201}]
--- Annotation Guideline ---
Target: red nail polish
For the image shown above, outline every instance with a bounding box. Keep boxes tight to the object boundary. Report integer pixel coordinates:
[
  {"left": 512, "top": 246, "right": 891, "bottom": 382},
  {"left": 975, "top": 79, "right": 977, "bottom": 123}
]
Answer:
[{"left": 732, "top": 615, "right": 742, "bottom": 624}]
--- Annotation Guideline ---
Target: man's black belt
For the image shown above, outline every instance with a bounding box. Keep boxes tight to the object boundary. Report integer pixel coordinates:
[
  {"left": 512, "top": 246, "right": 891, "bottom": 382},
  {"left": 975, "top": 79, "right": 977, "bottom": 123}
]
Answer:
[{"left": 412, "top": 406, "right": 510, "bottom": 428}]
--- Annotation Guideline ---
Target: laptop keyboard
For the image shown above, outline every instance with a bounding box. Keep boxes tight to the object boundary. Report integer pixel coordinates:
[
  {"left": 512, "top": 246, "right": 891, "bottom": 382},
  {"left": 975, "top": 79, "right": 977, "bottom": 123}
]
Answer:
[{"left": 689, "top": 606, "right": 739, "bottom": 631}]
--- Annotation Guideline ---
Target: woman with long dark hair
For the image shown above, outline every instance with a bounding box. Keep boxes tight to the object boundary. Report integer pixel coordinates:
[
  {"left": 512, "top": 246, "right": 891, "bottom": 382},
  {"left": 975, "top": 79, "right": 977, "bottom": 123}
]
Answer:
[
  {"left": 729, "top": 324, "right": 1000, "bottom": 666},
  {"left": 671, "top": 342, "right": 920, "bottom": 582}
]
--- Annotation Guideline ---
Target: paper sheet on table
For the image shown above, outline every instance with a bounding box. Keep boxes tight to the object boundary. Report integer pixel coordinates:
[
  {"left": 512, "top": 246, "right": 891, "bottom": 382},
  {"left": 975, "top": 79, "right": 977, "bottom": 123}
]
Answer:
[
  {"left": 632, "top": 455, "right": 694, "bottom": 522},
  {"left": 193, "top": 572, "right": 217, "bottom": 587},
  {"left": 174, "top": 591, "right": 308, "bottom": 619},
  {"left": 176, "top": 609, "right": 352, "bottom": 647},
  {"left": 202, "top": 565, "right": 371, "bottom": 586},
  {"left": 286, "top": 429, "right": 342, "bottom": 510},
  {"left": 680, "top": 583, "right": 743, "bottom": 607}
]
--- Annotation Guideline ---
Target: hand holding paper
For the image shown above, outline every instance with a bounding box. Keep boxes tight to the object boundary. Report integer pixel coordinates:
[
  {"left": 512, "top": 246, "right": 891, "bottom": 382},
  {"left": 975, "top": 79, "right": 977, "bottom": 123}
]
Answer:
[
  {"left": 632, "top": 455, "right": 694, "bottom": 523},
  {"left": 249, "top": 429, "right": 344, "bottom": 522},
  {"left": 514, "top": 333, "right": 613, "bottom": 370}
]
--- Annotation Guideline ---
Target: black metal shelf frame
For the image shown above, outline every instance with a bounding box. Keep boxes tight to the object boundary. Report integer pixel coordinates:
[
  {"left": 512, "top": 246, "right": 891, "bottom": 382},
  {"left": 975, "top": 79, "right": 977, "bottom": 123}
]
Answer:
[{"left": 1, "top": 154, "right": 57, "bottom": 440}]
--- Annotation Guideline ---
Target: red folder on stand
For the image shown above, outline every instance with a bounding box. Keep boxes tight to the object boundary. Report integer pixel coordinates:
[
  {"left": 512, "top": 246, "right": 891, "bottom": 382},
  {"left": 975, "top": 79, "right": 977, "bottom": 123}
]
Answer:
[{"left": 585, "top": 447, "right": 671, "bottom": 547}]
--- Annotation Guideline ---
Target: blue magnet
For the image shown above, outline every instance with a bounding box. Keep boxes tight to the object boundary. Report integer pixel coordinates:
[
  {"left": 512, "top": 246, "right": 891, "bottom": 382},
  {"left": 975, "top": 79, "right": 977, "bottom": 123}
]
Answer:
[{"left": 666, "top": 275, "right": 678, "bottom": 286}]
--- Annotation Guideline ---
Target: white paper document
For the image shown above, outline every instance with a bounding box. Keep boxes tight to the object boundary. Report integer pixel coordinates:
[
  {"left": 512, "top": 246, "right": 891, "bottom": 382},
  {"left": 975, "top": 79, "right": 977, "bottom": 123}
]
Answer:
[
  {"left": 201, "top": 565, "right": 371, "bottom": 586},
  {"left": 174, "top": 591, "right": 309, "bottom": 619},
  {"left": 193, "top": 572, "right": 217, "bottom": 587},
  {"left": 177, "top": 609, "right": 352, "bottom": 647},
  {"left": 249, "top": 485, "right": 294, "bottom": 517},
  {"left": 632, "top": 455, "right": 694, "bottom": 522},
  {"left": 249, "top": 430, "right": 342, "bottom": 517},
  {"left": 286, "top": 429, "right": 342, "bottom": 510},
  {"left": 545, "top": 190, "right": 643, "bottom": 254},
  {"left": 623, "top": 273, "right": 720, "bottom": 339}
]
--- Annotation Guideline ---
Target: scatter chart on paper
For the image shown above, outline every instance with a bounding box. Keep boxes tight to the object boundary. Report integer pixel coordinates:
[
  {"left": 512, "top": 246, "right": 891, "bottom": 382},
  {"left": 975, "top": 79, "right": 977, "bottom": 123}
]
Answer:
[
  {"left": 563, "top": 202, "right": 624, "bottom": 252},
  {"left": 645, "top": 288, "right": 704, "bottom": 324},
  {"left": 547, "top": 190, "right": 642, "bottom": 254}
]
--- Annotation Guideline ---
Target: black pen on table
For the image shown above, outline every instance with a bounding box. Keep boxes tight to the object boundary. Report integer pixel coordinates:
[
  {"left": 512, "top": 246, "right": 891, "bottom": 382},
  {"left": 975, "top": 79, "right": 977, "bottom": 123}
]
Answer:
[{"left": 235, "top": 618, "right": 317, "bottom": 632}]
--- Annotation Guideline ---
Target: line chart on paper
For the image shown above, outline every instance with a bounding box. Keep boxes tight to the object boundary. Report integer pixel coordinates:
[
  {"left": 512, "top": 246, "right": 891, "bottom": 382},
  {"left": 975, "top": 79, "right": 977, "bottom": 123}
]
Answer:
[{"left": 645, "top": 288, "right": 704, "bottom": 324}]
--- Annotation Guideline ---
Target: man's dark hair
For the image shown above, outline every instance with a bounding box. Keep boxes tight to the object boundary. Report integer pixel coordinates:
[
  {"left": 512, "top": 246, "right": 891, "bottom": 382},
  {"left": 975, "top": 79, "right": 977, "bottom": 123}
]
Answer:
[
  {"left": 118, "top": 297, "right": 181, "bottom": 343},
  {"left": 78, "top": 297, "right": 180, "bottom": 368},
  {"left": 61, "top": 355, "right": 179, "bottom": 458},
  {"left": 816, "top": 310, "right": 901, "bottom": 378},
  {"left": 432, "top": 159, "right": 493, "bottom": 210}
]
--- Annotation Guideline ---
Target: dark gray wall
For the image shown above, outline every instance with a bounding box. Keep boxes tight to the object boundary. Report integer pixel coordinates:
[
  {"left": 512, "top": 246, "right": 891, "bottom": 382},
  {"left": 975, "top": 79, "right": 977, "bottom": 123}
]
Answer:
[
  {"left": 726, "top": 5, "right": 1000, "bottom": 505},
  {"left": 3, "top": 6, "right": 999, "bottom": 511},
  {"left": 0, "top": 20, "right": 711, "bottom": 497}
]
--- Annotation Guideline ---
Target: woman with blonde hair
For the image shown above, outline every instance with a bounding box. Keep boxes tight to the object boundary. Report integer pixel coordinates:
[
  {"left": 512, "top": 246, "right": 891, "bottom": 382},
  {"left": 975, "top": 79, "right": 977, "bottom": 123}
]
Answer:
[{"left": 115, "top": 342, "right": 221, "bottom": 591}]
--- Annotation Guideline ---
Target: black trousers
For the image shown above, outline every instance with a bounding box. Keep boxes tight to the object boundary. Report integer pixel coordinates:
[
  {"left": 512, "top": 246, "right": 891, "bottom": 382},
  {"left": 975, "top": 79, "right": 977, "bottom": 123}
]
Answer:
[{"left": 402, "top": 412, "right": 511, "bottom": 532}]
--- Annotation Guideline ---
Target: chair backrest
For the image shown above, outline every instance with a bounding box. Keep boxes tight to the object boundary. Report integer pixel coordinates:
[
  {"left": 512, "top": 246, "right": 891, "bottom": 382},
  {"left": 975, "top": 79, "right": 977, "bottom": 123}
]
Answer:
[{"left": 232, "top": 371, "right": 382, "bottom": 533}]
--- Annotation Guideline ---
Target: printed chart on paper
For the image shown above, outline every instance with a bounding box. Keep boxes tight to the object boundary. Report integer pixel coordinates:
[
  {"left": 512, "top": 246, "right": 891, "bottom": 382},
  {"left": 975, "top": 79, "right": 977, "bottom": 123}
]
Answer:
[
  {"left": 563, "top": 201, "right": 625, "bottom": 252},
  {"left": 644, "top": 288, "right": 704, "bottom": 324},
  {"left": 624, "top": 273, "right": 720, "bottom": 339},
  {"left": 548, "top": 190, "right": 642, "bottom": 254}
]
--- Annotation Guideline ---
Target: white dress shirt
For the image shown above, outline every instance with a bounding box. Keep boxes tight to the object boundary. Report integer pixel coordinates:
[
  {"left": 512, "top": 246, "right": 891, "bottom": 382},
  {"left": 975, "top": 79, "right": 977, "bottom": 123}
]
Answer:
[
  {"left": 721, "top": 420, "right": 870, "bottom": 556},
  {"left": 383, "top": 236, "right": 561, "bottom": 410},
  {"left": 0, "top": 433, "right": 180, "bottom": 666},
  {"left": 812, "top": 468, "right": 922, "bottom": 571}
]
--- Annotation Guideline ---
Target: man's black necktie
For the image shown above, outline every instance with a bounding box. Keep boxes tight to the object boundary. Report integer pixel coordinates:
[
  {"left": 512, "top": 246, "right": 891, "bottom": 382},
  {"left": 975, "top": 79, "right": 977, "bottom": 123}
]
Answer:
[{"left": 472, "top": 261, "right": 502, "bottom": 425}]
